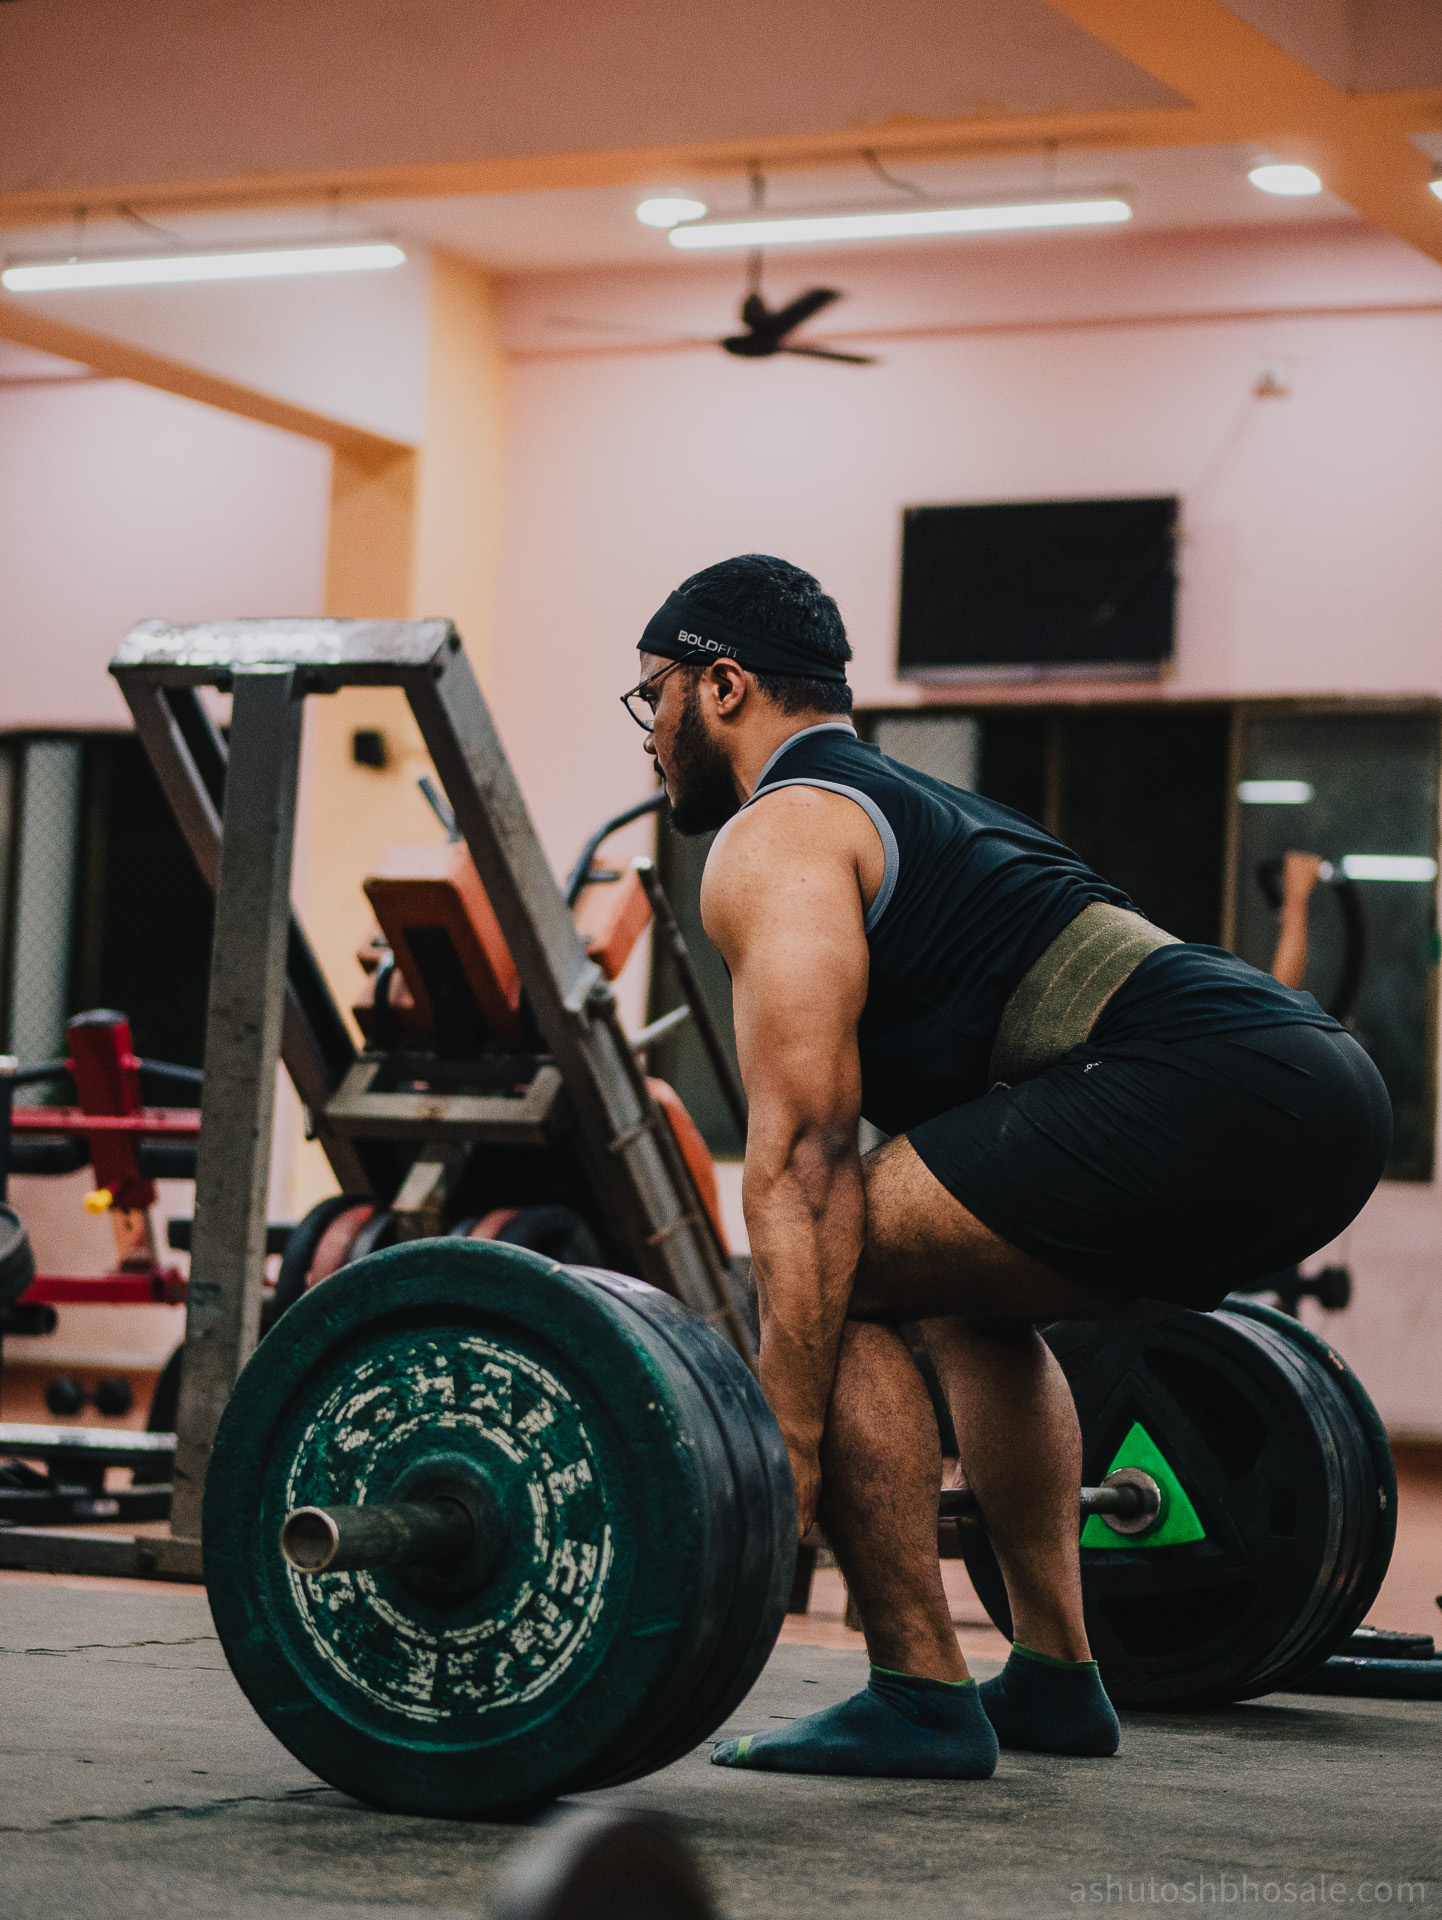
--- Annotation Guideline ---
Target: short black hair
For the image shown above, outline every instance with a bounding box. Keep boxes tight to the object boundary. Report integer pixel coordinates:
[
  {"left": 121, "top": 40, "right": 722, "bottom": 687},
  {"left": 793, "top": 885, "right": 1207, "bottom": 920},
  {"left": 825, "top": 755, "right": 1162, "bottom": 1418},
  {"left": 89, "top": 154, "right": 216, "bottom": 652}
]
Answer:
[{"left": 677, "top": 553, "right": 853, "bottom": 715}]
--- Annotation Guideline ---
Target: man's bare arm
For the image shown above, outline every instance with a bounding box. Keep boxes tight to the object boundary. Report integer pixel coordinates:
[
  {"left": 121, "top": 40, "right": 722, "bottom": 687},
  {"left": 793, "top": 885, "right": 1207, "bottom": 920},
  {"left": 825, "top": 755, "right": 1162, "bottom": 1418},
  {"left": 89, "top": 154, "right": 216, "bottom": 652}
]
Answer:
[
  {"left": 1271, "top": 850, "right": 1323, "bottom": 989},
  {"left": 702, "top": 787, "right": 874, "bottom": 1535}
]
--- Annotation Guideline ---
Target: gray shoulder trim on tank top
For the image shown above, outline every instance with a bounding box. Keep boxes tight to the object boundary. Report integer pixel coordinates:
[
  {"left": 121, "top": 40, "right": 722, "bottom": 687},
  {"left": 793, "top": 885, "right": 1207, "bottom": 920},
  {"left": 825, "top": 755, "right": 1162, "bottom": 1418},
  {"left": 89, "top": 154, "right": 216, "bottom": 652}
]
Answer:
[
  {"left": 750, "top": 721, "right": 857, "bottom": 792},
  {"left": 742, "top": 774, "right": 899, "bottom": 934}
]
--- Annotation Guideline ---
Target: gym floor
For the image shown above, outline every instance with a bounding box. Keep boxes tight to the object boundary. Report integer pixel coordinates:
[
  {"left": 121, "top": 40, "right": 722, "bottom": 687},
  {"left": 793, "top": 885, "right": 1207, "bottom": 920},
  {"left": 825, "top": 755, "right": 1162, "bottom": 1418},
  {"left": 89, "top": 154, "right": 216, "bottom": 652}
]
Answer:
[{"left": 4, "top": 1453, "right": 1439, "bottom": 1920}]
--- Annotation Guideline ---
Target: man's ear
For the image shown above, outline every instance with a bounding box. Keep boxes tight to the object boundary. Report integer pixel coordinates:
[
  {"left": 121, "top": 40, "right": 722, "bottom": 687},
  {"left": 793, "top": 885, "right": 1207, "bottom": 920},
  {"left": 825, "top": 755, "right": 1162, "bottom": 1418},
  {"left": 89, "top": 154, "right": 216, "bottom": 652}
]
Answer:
[{"left": 706, "top": 658, "right": 749, "bottom": 717}]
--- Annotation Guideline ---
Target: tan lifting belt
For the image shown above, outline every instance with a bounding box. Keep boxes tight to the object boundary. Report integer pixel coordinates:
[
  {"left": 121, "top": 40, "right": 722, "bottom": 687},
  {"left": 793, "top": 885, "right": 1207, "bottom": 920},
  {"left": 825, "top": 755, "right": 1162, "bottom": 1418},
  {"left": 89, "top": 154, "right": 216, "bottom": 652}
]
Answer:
[{"left": 987, "top": 901, "right": 1180, "bottom": 1089}]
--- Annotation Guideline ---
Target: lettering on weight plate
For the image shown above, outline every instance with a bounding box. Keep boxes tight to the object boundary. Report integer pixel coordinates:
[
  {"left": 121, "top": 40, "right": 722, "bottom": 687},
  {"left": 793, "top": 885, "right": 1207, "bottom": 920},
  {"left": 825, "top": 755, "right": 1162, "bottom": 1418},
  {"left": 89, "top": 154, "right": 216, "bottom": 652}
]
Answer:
[{"left": 280, "top": 1332, "right": 613, "bottom": 1725}]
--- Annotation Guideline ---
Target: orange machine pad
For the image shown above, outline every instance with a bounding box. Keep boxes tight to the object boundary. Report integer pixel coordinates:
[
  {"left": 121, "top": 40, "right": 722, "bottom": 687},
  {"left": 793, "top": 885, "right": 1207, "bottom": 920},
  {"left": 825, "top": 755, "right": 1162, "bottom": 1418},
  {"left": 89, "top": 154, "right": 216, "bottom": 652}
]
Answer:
[
  {"left": 363, "top": 843, "right": 522, "bottom": 1045},
  {"left": 573, "top": 866, "right": 653, "bottom": 982}
]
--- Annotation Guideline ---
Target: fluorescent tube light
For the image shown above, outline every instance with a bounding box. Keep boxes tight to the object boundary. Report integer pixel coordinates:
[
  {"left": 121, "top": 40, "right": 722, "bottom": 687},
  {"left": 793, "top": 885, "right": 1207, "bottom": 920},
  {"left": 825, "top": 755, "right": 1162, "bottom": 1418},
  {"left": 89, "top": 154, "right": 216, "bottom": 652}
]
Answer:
[
  {"left": 1339, "top": 855, "right": 1438, "bottom": 883},
  {"left": 1247, "top": 163, "right": 1322, "bottom": 197},
  {"left": 1, "top": 240, "right": 406, "bottom": 293},
  {"left": 668, "top": 197, "right": 1131, "bottom": 251},
  {"left": 1238, "top": 780, "right": 1314, "bottom": 805},
  {"left": 636, "top": 196, "right": 707, "bottom": 229}
]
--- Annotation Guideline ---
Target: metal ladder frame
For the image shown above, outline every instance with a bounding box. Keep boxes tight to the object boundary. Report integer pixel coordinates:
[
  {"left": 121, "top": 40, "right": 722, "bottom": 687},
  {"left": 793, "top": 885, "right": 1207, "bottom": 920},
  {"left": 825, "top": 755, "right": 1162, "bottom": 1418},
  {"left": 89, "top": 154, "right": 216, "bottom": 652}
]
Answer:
[{"left": 0, "top": 618, "right": 745, "bottom": 1580}]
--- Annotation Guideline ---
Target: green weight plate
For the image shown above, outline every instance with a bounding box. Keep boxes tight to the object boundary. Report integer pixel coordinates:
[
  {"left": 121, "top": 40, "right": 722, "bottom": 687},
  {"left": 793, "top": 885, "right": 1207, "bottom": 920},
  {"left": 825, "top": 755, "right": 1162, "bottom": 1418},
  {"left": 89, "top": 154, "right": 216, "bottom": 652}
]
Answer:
[
  {"left": 204, "top": 1238, "right": 760, "bottom": 1818},
  {"left": 957, "top": 1309, "right": 1383, "bottom": 1707},
  {"left": 575, "top": 1272, "right": 794, "bottom": 1786}
]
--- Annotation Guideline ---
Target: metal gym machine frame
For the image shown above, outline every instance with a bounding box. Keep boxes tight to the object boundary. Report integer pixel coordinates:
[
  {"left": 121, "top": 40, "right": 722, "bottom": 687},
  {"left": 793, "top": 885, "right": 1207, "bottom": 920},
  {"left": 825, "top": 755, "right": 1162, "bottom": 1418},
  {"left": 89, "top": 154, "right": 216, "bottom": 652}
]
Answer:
[{"left": 0, "top": 618, "right": 746, "bottom": 1581}]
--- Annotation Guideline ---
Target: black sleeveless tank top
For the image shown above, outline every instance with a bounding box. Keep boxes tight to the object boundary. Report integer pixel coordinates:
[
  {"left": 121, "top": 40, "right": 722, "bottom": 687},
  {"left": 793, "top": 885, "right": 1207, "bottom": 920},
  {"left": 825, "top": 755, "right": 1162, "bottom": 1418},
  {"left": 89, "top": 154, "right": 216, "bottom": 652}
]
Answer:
[{"left": 744, "top": 724, "right": 1336, "bottom": 1136}]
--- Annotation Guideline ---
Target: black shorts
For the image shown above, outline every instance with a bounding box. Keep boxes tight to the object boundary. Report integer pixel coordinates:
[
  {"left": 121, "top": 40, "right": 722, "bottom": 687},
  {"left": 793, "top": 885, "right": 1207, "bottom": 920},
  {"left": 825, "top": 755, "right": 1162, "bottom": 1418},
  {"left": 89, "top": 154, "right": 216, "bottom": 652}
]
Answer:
[{"left": 905, "top": 1023, "right": 1392, "bottom": 1311}]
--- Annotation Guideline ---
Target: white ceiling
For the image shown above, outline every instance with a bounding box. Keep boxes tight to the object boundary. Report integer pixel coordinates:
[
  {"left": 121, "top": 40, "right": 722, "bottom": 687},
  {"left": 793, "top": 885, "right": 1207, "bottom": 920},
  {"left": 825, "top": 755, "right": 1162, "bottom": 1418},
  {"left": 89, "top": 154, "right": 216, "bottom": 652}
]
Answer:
[{"left": 0, "top": 143, "right": 1360, "bottom": 282}]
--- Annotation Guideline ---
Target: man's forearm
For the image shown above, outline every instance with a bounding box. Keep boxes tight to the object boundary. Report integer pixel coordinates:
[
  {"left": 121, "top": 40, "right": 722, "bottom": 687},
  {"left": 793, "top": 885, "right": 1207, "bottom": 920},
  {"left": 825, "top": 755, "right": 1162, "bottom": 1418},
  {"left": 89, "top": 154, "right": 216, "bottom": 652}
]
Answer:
[
  {"left": 1272, "top": 903, "right": 1310, "bottom": 989},
  {"left": 744, "top": 1136, "right": 865, "bottom": 1455}
]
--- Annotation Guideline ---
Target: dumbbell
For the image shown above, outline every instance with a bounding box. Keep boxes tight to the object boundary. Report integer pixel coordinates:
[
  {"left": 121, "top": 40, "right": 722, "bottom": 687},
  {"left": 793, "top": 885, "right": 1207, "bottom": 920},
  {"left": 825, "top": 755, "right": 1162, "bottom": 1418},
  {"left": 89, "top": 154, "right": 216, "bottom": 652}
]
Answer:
[
  {"left": 204, "top": 1237, "right": 1394, "bottom": 1821},
  {"left": 1235, "top": 1263, "right": 1352, "bottom": 1315},
  {"left": 44, "top": 1375, "right": 134, "bottom": 1418}
]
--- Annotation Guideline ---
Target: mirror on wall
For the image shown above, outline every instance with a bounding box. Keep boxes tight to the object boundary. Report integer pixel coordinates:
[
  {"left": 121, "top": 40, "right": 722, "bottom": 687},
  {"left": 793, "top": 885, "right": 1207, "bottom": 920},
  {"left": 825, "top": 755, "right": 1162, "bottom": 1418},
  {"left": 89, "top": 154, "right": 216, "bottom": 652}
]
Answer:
[
  {"left": 0, "top": 733, "right": 213, "bottom": 1083},
  {"left": 1231, "top": 712, "right": 1440, "bottom": 1181}
]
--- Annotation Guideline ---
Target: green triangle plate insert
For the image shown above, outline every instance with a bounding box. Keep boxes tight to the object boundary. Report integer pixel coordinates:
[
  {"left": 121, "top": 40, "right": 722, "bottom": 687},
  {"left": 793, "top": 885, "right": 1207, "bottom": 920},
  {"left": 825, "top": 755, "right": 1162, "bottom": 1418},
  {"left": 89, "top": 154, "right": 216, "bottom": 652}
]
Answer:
[{"left": 1080, "top": 1420, "right": 1206, "bottom": 1550}]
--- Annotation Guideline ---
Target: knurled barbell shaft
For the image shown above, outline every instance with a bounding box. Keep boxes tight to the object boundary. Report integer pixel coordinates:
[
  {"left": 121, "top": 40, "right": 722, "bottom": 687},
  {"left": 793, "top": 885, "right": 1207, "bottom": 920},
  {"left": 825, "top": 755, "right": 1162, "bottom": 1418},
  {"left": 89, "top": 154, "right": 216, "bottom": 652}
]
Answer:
[
  {"left": 280, "top": 1498, "right": 474, "bottom": 1575},
  {"left": 938, "top": 1479, "right": 1160, "bottom": 1524}
]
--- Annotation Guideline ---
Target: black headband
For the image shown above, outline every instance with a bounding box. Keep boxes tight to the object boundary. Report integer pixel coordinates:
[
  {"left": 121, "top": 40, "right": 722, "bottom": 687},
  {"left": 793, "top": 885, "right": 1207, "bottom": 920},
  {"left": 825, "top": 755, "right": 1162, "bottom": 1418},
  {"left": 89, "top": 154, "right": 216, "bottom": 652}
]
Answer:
[{"left": 639, "top": 592, "right": 849, "bottom": 683}]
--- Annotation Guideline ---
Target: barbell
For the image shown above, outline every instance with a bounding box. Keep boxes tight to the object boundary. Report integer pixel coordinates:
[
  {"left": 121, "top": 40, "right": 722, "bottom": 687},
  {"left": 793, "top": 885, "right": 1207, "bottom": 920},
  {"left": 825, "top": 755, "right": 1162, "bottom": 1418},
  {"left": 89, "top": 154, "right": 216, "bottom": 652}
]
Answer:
[
  {"left": 280, "top": 1469, "right": 1165, "bottom": 1580},
  {"left": 203, "top": 1237, "right": 1395, "bottom": 1819}
]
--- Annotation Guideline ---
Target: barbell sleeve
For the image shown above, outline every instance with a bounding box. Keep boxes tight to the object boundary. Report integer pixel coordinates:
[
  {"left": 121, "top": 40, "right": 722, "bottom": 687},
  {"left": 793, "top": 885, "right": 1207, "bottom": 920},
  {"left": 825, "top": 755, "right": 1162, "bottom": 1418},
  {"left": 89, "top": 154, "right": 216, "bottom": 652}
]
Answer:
[
  {"left": 280, "top": 1498, "right": 475, "bottom": 1575},
  {"left": 939, "top": 1472, "right": 1161, "bottom": 1528}
]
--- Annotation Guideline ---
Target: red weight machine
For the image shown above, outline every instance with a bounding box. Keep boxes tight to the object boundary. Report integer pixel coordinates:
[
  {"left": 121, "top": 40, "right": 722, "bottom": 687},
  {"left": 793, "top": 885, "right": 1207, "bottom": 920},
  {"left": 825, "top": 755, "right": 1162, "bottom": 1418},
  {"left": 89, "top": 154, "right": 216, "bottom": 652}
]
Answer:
[{"left": 2, "top": 1009, "right": 197, "bottom": 1311}]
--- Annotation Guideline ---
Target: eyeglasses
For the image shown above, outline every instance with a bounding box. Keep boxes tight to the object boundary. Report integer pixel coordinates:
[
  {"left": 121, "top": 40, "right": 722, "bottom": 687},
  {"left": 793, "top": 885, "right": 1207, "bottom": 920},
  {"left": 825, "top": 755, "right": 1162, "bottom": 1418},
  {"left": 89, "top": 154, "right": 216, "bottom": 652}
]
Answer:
[{"left": 619, "top": 659, "right": 684, "bottom": 732}]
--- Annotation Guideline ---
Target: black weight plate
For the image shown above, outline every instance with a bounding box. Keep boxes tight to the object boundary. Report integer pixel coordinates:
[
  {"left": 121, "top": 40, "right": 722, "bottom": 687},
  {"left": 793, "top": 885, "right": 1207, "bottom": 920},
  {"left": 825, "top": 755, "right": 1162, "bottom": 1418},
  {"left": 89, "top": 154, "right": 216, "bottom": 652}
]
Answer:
[
  {"left": 269, "top": 1195, "right": 369, "bottom": 1323},
  {"left": 0, "top": 1203, "right": 36, "bottom": 1307},
  {"left": 957, "top": 1309, "right": 1377, "bottom": 1707},
  {"left": 345, "top": 1207, "right": 397, "bottom": 1263},
  {"left": 1343, "top": 1627, "right": 1434, "bottom": 1660},
  {"left": 1220, "top": 1300, "right": 1395, "bottom": 1695},
  {"left": 204, "top": 1238, "right": 762, "bottom": 1819},
  {"left": 576, "top": 1272, "right": 794, "bottom": 1786},
  {"left": 1281, "top": 1654, "right": 1442, "bottom": 1701},
  {"left": 496, "top": 1207, "right": 604, "bottom": 1268},
  {"left": 1205, "top": 1311, "right": 1374, "bottom": 1696}
]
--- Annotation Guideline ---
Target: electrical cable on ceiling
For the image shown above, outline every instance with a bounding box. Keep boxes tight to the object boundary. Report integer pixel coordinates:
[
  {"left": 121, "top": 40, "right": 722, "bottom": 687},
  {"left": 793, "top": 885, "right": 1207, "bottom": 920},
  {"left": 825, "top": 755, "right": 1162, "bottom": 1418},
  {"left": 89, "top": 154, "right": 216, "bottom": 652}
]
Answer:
[
  {"left": 861, "top": 150, "right": 926, "bottom": 200},
  {"left": 118, "top": 205, "right": 190, "bottom": 249}
]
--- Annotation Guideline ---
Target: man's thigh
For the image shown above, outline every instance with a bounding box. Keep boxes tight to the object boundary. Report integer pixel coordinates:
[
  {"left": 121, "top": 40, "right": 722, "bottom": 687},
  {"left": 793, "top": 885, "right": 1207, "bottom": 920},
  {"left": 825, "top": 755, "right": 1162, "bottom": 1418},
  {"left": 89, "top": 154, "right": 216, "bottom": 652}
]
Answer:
[{"left": 852, "top": 1135, "right": 1139, "bottom": 1324}]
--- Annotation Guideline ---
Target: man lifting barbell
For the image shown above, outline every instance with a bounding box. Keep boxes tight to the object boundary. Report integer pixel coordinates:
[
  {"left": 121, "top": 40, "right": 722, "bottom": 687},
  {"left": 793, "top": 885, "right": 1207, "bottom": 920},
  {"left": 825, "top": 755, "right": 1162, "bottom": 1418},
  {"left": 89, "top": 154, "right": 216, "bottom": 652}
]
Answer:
[{"left": 625, "top": 553, "right": 1391, "bottom": 1781}]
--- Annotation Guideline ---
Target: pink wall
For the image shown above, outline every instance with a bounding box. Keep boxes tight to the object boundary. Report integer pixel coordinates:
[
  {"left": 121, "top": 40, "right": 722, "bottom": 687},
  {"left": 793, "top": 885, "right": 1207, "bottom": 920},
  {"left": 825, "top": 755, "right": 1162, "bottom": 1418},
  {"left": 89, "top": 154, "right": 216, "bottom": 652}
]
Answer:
[
  {"left": 0, "top": 376, "right": 331, "bottom": 729},
  {"left": 491, "top": 223, "right": 1442, "bottom": 1434},
  {"left": 493, "top": 224, "right": 1442, "bottom": 865}
]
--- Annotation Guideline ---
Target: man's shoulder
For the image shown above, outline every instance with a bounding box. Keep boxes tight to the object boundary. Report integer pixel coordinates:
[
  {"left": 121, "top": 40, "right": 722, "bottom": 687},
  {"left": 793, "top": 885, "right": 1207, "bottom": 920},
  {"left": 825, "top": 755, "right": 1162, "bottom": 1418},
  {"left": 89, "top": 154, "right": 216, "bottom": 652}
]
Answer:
[
  {"left": 701, "top": 787, "right": 873, "bottom": 933},
  {"left": 710, "top": 784, "right": 871, "bottom": 871}
]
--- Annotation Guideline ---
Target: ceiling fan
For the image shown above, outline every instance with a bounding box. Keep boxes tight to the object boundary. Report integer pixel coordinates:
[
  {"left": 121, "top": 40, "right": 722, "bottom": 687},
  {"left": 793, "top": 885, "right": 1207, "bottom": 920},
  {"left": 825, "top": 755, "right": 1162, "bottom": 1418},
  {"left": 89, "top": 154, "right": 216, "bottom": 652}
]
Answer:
[
  {"left": 545, "top": 168, "right": 877, "bottom": 365},
  {"left": 721, "top": 285, "right": 874, "bottom": 364},
  {"left": 546, "top": 277, "right": 875, "bottom": 364},
  {"left": 718, "top": 171, "right": 874, "bottom": 364}
]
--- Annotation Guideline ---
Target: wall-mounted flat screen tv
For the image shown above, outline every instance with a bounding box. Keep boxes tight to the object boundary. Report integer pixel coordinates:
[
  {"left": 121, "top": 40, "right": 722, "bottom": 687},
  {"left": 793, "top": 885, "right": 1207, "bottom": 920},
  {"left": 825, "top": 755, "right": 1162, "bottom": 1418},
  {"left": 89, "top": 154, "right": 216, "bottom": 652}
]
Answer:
[{"left": 897, "top": 495, "right": 1178, "bottom": 682}]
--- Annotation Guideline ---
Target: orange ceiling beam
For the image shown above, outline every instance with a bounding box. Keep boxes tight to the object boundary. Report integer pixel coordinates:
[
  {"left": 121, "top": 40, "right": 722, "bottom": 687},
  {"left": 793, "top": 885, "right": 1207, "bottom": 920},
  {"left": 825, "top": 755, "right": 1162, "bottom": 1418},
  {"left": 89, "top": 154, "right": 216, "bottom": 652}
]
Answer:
[
  {"left": 1046, "top": 0, "right": 1442, "bottom": 264},
  {"left": 0, "top": 298, "right": 410, "bottom": 454}
]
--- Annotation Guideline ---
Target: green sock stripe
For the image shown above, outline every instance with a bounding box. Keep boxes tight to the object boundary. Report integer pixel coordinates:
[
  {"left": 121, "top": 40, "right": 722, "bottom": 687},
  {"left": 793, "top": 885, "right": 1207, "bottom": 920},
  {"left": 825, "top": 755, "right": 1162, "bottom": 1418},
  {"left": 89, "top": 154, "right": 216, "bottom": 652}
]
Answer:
[
  {"left": 870, "top": 1664, "right": 976, "bottom": 1689},
  {"left": 1011, "top": 1641, "right": 1098, "bottom": 1671},
  {"left": 735, "top": 1734, "right": 752, "bottom": 1762}
]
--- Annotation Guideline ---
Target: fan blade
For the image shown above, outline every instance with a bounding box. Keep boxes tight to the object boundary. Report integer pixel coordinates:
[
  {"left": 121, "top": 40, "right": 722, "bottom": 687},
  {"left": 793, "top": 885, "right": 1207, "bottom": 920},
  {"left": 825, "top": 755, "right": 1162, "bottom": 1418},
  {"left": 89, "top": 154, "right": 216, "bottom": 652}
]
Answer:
[
  {"left": 779, "top": 344, "right": 877, "bottom": 365},
  {"left": 769, "top": 288, "right": 841, "bottom": 336},
  {"left": 721, "top": 333, "right": 777, "bottom": 358}
]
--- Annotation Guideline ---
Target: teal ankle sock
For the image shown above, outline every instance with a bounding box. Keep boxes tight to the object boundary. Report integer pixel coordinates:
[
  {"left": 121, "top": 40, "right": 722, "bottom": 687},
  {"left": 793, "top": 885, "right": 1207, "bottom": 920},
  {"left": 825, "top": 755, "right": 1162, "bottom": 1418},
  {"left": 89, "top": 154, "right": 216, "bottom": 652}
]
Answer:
[
  {"left": 977, "top": 1642, "right": 1120, "bottom": 1756},
  {"left": 711, "top": 1666, "right": 998, "bottom": 1779}
]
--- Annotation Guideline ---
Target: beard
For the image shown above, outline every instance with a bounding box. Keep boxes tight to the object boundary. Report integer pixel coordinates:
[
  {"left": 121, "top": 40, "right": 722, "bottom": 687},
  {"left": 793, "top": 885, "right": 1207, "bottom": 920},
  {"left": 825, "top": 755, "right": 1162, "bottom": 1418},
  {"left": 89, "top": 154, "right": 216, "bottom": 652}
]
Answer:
[{"left": 663, "top": 680, "right": 742, "bottom": 836}]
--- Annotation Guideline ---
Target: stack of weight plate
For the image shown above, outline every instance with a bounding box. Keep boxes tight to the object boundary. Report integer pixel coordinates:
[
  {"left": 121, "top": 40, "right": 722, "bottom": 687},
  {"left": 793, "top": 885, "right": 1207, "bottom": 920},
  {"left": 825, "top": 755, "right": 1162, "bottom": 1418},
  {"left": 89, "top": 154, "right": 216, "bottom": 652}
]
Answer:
[
  {"left": 204, "top": 1240, "right": 795, "bottom": 1818},
  {"left": 958, "top": 1300, "right": 1397, "bottom": 1707}
]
